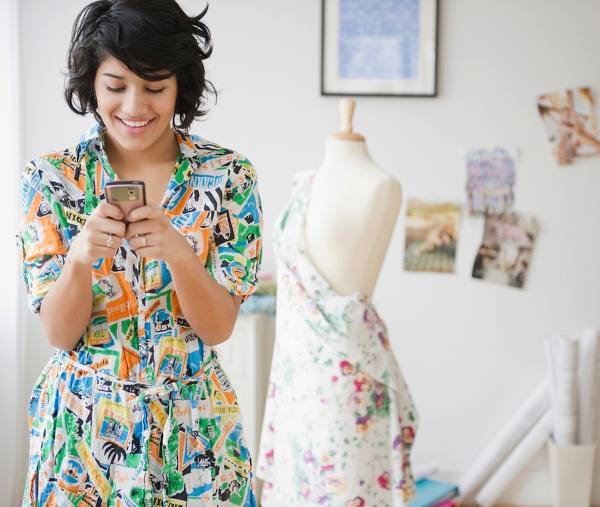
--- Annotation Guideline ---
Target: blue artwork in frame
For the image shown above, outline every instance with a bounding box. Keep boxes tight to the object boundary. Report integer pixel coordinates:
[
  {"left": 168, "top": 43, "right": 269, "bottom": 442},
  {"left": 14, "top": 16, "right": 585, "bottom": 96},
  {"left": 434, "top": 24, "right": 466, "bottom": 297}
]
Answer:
[{"left": 321, "top": 0, "right": 439, "bottom": 97}]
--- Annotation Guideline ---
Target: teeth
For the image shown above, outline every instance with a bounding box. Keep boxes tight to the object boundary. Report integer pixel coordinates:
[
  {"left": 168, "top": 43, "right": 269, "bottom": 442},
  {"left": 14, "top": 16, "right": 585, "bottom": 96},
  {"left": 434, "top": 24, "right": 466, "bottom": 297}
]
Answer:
[{"left": 121, "top": 118, "right": 152, "bottom": 127}]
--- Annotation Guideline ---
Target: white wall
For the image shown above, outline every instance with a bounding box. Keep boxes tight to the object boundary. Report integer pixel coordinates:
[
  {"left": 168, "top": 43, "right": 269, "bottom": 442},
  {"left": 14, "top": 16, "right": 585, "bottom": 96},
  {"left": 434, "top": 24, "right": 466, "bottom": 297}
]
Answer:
[
  {"left": 1, "top": 0, "right": 25, "bottom": 503},
  {"left": 16, "top": 0, "right": 600, "bottom": 505}
]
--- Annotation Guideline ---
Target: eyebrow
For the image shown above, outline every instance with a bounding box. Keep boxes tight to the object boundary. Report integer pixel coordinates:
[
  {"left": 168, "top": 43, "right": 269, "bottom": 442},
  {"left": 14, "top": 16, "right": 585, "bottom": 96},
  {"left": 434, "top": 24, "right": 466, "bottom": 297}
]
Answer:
[
  {"left": 102, "top": 72, "right": 169, "bottom": 82},
  {"left": 103, "top": 73, "right": 125, "bottom": 79}
]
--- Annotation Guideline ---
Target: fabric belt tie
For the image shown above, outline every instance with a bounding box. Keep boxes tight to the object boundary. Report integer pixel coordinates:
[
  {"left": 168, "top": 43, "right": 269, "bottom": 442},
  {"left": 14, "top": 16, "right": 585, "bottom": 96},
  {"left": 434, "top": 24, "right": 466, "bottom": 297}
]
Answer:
[{"left": 58, "top": 350, "right": 217, "bottom": 506}]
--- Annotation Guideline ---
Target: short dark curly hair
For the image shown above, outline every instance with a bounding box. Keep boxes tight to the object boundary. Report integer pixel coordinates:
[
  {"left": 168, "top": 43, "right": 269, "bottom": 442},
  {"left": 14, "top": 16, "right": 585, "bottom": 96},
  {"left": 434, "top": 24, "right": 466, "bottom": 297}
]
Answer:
[{"left": 63, "top": 0, "right": 217, "bottom": 132}]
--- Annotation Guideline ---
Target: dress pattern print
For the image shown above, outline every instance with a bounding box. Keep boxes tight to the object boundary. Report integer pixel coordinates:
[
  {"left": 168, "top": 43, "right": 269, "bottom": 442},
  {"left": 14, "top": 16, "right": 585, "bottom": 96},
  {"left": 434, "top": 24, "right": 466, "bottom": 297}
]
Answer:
[
  {"left": 17, "top": 122, "right": 263, "bottom": 506},
  {"left": 256, "top": 171, "right": 419, "bottom": 507}
]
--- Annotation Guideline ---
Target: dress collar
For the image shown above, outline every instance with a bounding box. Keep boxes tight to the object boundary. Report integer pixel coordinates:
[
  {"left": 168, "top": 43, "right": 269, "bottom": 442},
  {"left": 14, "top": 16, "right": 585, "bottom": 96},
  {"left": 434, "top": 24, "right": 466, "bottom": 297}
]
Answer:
[
  {"left": 76, "top": 121, "right": 199, "bottom": 212},
  {"left": 76, "top": 120, "right": 199, "bottom": 181}
]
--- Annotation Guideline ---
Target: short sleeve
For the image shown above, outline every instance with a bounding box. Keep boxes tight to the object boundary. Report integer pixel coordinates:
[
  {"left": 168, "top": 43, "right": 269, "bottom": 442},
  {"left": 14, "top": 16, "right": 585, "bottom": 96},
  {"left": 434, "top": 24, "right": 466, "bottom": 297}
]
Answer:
[
  {"left": 205, "top": 155, "right": 263, "bottom": 303},
  {"left": 17, "top": 160, "right": 68, "bottom": 314}
]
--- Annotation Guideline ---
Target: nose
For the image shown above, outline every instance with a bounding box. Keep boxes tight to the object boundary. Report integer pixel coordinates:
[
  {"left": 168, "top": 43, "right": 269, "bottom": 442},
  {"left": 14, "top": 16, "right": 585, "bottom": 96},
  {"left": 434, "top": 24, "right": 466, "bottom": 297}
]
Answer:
[{"left": 120, "top": 87, "right": 151, "bottom": 117}]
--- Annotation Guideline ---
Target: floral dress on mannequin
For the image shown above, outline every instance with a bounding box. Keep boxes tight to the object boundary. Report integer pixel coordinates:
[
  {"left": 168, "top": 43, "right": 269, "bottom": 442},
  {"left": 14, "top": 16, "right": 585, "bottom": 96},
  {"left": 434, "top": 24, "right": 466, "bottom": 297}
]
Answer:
[{"left": 256, "top": 171, "right": 419, "bottom": 507}]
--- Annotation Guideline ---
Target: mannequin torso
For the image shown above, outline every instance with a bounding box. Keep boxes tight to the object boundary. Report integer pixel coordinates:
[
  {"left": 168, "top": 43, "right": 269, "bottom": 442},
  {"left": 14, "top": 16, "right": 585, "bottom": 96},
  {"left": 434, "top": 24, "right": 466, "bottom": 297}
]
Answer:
[{"left": 304, "top": 138, "right": 402, "bottom": 299}]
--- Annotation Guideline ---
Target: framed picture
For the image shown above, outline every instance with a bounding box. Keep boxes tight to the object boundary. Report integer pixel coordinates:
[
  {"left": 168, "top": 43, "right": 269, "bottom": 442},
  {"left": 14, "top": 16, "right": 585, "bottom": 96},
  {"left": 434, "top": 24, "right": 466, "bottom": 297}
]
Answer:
[{"left": 321, "top": 0, "right": 439, "bottom": 97}]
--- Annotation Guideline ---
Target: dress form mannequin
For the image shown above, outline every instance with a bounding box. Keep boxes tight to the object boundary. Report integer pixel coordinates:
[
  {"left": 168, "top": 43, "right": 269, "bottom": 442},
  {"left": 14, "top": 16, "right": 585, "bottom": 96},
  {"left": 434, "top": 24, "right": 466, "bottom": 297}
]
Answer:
[
  {"left": 258, "top": 100, "right": 419, "bottom": 504},
  {"left": 304, "top": 98, "right": 402, "bottom": 299}
]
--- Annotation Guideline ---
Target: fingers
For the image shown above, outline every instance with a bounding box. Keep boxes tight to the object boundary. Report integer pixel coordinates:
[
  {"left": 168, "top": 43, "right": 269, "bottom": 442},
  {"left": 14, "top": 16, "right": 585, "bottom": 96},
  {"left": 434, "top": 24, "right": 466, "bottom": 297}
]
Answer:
[
  {"left": 95, "top": 201, "right": 125, "bottom": 221},
  {"left": 127, "top": 205, "right": 161, "bottom": 223},
  {"left": 128, "top": 231, "right": 153, "bottom": 251},
  {"left": 125, "top": 209, "right": 168, "bottom": 239},
  {"left": 70, "top": 232, "right": 121, "bottom": 265},
  {"left": 83, "top": 220, "right": 125, "bottom": 252},
  {"left": 77, "top": 204, "right": 165, "bottom": 262},
  {"left": 93, "top": 217, "right": 127, "bottom": 238},
  {"left": 90, "top": 231, "right": 120, "bottom": 249},
  {"left": 125, "top": 220, "right": 159, "bottom": 239}
]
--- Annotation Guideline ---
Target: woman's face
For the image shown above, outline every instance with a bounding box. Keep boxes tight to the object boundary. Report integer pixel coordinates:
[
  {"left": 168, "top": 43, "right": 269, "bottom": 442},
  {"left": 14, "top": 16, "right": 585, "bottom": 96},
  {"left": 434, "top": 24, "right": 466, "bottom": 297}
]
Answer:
[{"left": 93, "top": 55, "right": 178, "bottom": 153}]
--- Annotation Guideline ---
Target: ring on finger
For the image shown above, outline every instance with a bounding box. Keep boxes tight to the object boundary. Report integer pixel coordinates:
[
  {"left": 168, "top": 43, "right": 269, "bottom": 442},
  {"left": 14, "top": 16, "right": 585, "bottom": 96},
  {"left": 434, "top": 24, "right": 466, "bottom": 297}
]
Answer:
[
  {"left": 140, "top": 234, "right": 147, "bottom": 247},
  {"left": 105, "top": 232, "right": 114, "bottom": 248}
]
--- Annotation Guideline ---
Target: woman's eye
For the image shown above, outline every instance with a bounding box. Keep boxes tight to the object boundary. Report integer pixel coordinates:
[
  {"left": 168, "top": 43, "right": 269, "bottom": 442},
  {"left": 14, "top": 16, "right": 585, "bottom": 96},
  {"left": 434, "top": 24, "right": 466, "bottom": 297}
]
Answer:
[{"left": 105, "top": 87, "right": 165, "bottom": 94}]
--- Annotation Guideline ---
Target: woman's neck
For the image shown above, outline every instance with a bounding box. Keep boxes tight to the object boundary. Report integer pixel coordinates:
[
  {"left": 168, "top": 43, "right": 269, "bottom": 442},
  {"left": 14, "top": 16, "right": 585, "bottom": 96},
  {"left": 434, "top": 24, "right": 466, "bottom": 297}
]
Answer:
[{"left": 103, "top": 125, "right": 180, "bottom": 177}]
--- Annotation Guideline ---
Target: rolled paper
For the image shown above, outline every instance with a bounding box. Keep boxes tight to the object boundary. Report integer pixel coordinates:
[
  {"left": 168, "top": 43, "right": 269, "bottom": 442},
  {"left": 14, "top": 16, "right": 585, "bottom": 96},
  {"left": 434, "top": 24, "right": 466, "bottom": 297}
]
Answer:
[
  {"left": 545, "top": 336, "right": 559, "bottom": 442},
  {"left": 456, "top": 379, "right": 549, "bottom": 503},
  {"left": 553, "top": 335, "right": 578, "bottom": 446},
  {"left": 578, "top": 328, "right": 599, "bottom": 444},
  {"left": 474, "top": 410, "right": 553, "bottom": 507}
]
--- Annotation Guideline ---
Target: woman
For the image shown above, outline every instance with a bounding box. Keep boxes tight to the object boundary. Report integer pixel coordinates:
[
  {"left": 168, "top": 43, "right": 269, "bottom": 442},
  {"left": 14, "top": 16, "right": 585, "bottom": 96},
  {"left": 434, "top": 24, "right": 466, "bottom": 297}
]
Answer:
[{"left": 17, "top": 1, "right": 262, "bottom": 505}]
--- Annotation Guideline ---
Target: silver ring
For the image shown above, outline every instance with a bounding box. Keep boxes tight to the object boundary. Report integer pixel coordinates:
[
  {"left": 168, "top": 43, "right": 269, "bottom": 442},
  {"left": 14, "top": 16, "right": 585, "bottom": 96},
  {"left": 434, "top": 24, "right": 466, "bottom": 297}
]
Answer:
[
  {"left": 105, "top": 232, "right": 113, "bottom": 248},
  {"left": 140, "top": 234, "right": 147, "bottom": 247}
]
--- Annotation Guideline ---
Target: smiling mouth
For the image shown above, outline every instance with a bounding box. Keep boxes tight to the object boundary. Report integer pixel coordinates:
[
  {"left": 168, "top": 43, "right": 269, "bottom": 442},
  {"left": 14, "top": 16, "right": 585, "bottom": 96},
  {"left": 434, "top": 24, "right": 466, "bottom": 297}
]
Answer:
[{"left": 117, "top": 117, "right": 156, "bottom": 129}]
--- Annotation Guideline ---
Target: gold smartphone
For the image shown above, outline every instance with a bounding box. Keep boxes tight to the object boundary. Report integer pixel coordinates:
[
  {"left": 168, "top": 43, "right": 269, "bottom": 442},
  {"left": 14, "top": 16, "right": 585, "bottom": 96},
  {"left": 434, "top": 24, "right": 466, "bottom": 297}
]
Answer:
[{"left": 105, "top": 180, "right": 146, "bottom": 222}]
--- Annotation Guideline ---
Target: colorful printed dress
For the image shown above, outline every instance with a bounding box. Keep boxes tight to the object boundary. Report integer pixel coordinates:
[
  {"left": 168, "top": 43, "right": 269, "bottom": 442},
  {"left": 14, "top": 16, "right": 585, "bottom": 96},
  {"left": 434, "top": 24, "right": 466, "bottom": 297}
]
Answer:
[
  {"left": 17, "top": 122, "right": 263, "bottom": 507},
  {"left": 256, "top": 171, "right": 419, "bottom": 507}
]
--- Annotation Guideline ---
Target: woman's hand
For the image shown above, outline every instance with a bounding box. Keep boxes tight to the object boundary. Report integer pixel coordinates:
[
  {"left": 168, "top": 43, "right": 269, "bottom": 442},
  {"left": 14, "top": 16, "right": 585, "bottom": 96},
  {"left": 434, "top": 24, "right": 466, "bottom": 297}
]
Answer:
[
  {"left": 125, "top": 204, "right": 192, "bottom": 264},
  {"left": 68, "top": 202, "right": 126, "bottom": 266}
]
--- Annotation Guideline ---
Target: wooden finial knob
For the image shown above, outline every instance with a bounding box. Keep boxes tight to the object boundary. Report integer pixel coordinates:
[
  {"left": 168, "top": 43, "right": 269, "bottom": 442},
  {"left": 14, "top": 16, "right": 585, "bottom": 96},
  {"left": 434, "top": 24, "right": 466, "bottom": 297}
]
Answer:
[
  {"left": 329, "top": 97, "right": 365, "bottom": 141},
  {"left": 340, "top": 98, "right": 355, "bottom": 133}
]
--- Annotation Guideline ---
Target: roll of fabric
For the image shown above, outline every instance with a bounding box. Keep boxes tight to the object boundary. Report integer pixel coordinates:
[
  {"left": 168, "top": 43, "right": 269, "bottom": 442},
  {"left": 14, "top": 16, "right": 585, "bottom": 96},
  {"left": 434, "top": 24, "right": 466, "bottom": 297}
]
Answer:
[
  {"left": 474, "top": 410, "right": 553, "bottom": 507},
  {"left": 456, "top": 379, "right": 549, "bottom": 503},
  {"left": 578, "top": 328, "right": 599, "bottom": 444}
]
